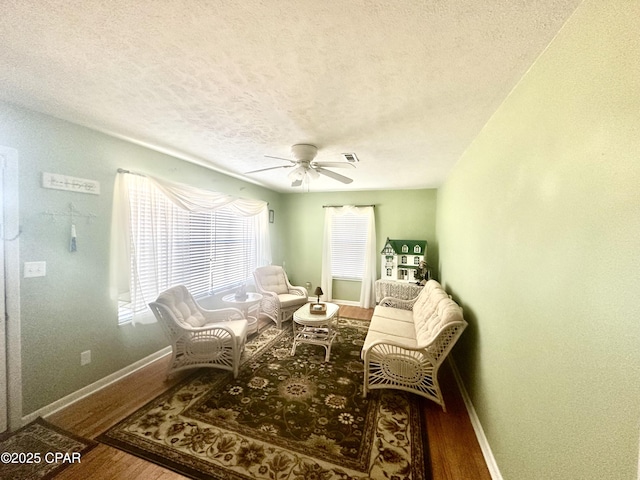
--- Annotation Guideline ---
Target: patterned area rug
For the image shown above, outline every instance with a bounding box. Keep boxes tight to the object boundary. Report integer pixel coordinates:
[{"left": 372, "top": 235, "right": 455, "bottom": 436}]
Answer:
[
  {"left": 0, "top": 417, "right": 97, "bottom": 479},
  {"left": 99, "top": 318, "right": 430, "bottom": 479}
]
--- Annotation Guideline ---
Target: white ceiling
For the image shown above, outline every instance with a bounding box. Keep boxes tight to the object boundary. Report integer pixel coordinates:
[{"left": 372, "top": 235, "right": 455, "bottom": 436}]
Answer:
[{"left": 0, "top": 0, "right": 581, "bottom": 192}]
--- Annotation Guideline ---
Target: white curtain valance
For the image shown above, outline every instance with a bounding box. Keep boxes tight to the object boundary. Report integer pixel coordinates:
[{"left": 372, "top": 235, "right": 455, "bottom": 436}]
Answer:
[{"left": 146, "top": 174, "right": 268, "bottom": 216}]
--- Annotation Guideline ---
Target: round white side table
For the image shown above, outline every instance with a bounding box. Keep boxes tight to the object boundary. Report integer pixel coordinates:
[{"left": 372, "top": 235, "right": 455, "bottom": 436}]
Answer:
[{"left": 221, "top": 292, "right": 263, "bottom": 334}]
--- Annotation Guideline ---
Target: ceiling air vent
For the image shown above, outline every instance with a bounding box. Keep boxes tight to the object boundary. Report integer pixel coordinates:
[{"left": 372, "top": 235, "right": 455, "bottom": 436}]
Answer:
[{"left": 342, "top": 153, "right": 359, "bottom": 163}]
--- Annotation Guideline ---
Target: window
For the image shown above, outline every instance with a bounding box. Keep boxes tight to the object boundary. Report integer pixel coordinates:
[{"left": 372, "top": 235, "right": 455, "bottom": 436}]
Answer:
[
  {"left": 320, "top": 205, "right": 376, "bottom": 308},
  {"left": 115, "top": 174, "right": 268, "bottom": 324},
  {"left": 329, "top": 212, "right": 369, "bottom": 281}
]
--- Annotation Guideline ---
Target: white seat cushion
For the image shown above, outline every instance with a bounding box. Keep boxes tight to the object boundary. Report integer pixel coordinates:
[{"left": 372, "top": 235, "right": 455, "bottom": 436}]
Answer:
[
  {"left": 369, "top": 315, "right": 416, "bottom": 338},
  {"left": 362, "top": 326, "right": 418, "bottom": 352},
  {"left": 210, "top": 318, "right": 248, "bottom": 342},
  {"left": 363, "top": 313, "right": 418, "bottom": 355},
  {"left": 371, "top": 306, "right": 414, "bottom": 323},
  {"left": 278, "top": 293, "right": 308, "bottom": 308}
]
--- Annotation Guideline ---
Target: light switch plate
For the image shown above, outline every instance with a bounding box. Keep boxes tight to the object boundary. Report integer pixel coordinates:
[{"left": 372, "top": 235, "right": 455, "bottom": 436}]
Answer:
[
  {"left": 24, "top": 261, "right": 46, "bottom": 278},
  {"left": 80, "top": 350, "right": 91, "bottom": 366}
]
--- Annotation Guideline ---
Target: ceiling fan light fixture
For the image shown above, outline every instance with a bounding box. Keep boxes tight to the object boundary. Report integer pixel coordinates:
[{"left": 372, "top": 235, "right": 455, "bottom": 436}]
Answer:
[
  {"left": 288, "top": 166, "right": 305, "bottom": 181},
  {"left": 254, "top": 144, "right": 356, "bottom": 187}
]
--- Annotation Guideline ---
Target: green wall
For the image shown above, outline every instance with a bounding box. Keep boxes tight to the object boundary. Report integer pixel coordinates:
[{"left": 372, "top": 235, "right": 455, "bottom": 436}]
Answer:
[
  {"left": 0, "top": 102, "right": 284, "bottom": 414},
  {"left": 280, "top": 189, "right": 437, "bottom": 301},
  {"left": 436, "top": 2, "right": 640, "bottom": 479}
]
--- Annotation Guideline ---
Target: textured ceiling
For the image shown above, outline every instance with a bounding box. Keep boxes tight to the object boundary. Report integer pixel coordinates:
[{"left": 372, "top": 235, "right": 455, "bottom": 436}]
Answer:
[{"left": 0, "top": 0, "right": 581, "bottom": 192}]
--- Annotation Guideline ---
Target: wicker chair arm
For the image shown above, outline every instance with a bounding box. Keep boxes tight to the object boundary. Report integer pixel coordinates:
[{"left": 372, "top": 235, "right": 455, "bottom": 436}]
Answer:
[
  {"left": 288, "top": 285, "right": 307, "bottom": 297},
  {"left": 258, "top": 293, "right": 280, "bottom": 319},
  {"left": 257, "top": 291, "right": 279, "bottom": 307},
  {"left": 364, "top": 339, "right": 435, "bottom": 361},
  {"left": 181, "top": 320, "right": 244, "bottom": 335},
  {"left": 378, "top": 296, "right": 416, "bottom": 310},
  {"left": 258, "top": 289, "right": 279, "bottom": 299},
  {"left": 199, "top": 307, "right": 245, "bottom": 323}
]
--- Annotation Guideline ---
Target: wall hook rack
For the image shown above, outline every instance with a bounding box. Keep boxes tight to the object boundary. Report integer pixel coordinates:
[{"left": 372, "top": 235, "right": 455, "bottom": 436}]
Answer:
[
  {"left": 42, "top": 203, "right": 97, "bottom": 252},
  {"left": 42, "top": 203, "right": 97, "bottom": 223}
]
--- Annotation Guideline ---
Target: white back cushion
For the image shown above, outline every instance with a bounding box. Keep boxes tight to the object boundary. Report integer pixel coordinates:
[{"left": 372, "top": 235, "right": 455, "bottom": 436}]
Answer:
[
  {"left": 411, "top": 280, "right": 464, "bottom": 347},
  {"left": 255, "top": 266, "right": 289, "bottom": 295},
  {"left": 413, "top": 288, "right": 448, "bottom": 327},
  {"left": 415, "top": 297, "right": 464, "bottom": 347},
  {"left": 158, "top": 286, "right": 206, "bottom": 327}
]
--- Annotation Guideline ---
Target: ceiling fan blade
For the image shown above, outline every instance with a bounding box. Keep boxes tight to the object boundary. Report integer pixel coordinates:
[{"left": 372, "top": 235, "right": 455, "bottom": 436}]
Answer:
[
  {"left": 245, "top": 164, "right": 294, "bottom": 174},
  {"left": 291, "top": 178, "right": 303, "bottom": 187},
  {"left": 312, "top": 162, "right": 355, "bottom": 169},
  {"left": 264, "top": 155, "right": 297, "bottom": 165},
  {"left": 315, "top": 167, "right": 353, "bottom": 184}
]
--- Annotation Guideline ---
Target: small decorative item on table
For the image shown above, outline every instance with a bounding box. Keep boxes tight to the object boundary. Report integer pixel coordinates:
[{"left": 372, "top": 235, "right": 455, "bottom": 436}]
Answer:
[
  {"left": 310, "top": 302, "right": 327, "bottom": 314},
  {"left": 311, "top": 286, "right": 326, "bottom": 314},
  {"left": 234, "top": 284, "right": 248, "bottom": 301},
  {"left": 414, "top": 260, "right": 431, "bottom": 286}
]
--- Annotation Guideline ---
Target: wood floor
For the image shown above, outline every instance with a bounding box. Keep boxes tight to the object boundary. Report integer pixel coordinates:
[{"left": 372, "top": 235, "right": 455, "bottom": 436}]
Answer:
[{"left": 46, "top": 306, "right": 491, "bottom": 480}]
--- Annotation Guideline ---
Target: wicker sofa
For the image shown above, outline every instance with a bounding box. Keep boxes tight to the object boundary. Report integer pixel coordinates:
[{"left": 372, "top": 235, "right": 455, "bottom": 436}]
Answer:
[{"left": 361, "top": 279, "right": 467, "bottom": 411}]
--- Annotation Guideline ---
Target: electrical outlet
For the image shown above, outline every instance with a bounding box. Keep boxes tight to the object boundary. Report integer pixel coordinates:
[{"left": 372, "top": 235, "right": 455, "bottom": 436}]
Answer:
[
  {"left": 24, "top": 261, "right": 46, "bottom": 278},
  {"left": 80, "top": 350, "right": 91, "bottom": 366}
]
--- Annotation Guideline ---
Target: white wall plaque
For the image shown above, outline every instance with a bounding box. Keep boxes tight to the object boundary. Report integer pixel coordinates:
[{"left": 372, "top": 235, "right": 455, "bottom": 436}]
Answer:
[{"left": 42, "top": 172, "right": 100, "bottom": 195}]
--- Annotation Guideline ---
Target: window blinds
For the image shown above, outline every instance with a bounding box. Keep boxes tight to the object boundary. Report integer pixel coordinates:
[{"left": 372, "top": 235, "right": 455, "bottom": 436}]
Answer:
[
  {"left": 118, "top": 176, "right": 262, "bottom": 324},
  {"left": 330, "top": 212, "right": 369, "bottom": 280}
]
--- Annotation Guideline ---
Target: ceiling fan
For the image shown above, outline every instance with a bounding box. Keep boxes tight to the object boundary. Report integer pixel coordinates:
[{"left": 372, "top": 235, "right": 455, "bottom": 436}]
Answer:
[{"left": 245, "top": 144, "right": 355, "bottom": 187}]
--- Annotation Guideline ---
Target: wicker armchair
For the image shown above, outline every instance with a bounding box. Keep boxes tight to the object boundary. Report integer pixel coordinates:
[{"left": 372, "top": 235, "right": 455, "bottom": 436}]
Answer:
[
  {"left": 149, "top": 285, "right": 248, "bottom": 378},
  {"left": 253, "top": 265, "right": 308, "bottom": 328}
]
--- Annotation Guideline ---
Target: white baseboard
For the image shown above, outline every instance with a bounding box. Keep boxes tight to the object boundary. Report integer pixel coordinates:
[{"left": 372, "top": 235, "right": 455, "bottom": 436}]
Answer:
[
  {"left": 448, "top": 357, "right": 503, "bottom": 480},
  {"left": 331, "top": 299, "right": 361, "bottom": 307},
  {"left": 21, "top": 347, "right": 171, "bottom": 425}
]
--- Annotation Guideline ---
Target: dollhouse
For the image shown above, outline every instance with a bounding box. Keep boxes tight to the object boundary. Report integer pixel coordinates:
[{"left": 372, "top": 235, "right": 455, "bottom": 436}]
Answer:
[{"left": 380, "top": 238, "right": 427, "bottom": 282}]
